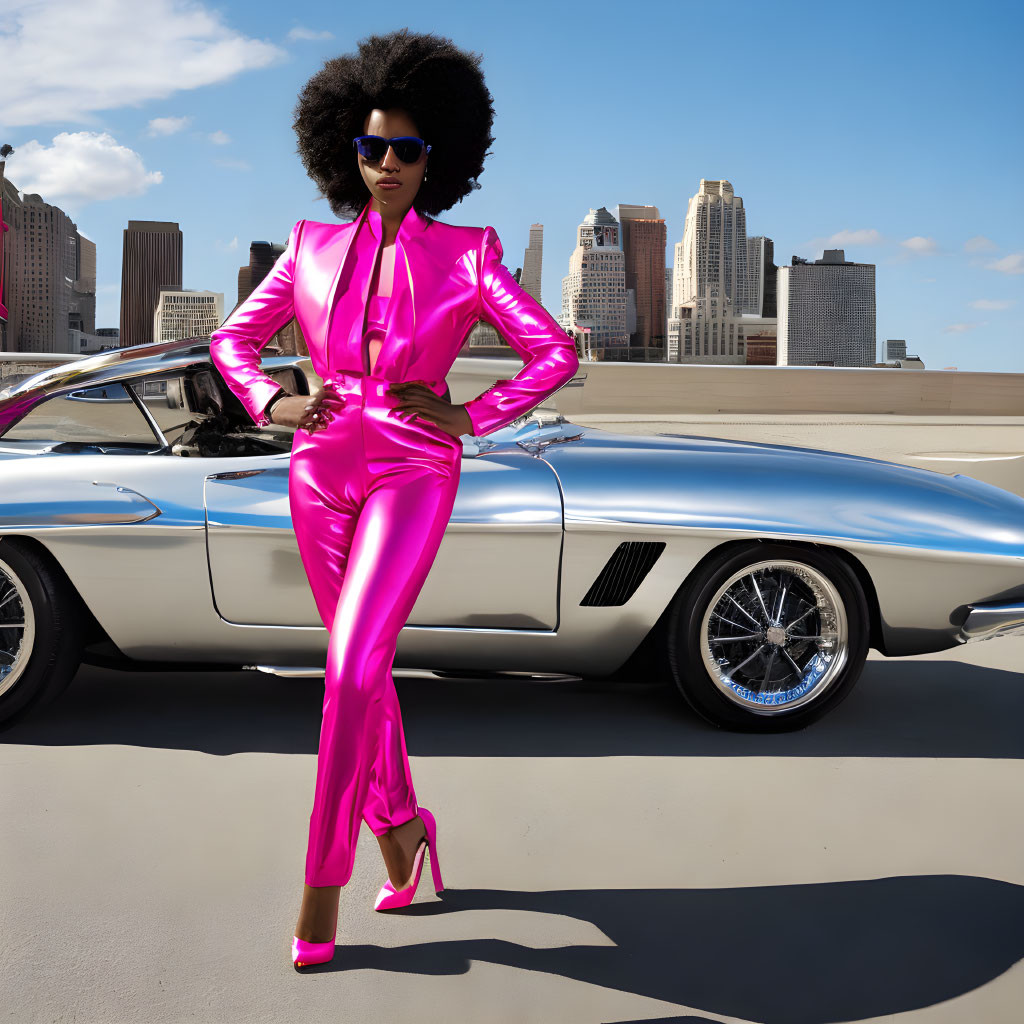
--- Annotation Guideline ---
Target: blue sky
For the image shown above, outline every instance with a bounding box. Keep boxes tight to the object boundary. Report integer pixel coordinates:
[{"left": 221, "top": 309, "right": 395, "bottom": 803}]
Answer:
[{"left": 2, "top": 0, "right": 1022, "bottom": 370}]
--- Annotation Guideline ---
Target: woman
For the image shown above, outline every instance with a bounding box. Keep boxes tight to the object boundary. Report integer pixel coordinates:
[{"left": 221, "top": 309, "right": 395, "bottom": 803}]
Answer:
[{"left": 209, "top": 29, "right": 579, "bottom": 971}]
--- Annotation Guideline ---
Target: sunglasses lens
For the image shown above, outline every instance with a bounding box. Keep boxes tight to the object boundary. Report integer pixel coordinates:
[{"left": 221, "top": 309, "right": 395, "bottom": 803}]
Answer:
[
  {"left": 355, "top": 136, "right": 426, "bottom": 163},
  {"left": 355, "top": 137, "right": 387, "bottom": 161},
  {"left": 391, "top": 139, "right": 423, "bottom": 163}
]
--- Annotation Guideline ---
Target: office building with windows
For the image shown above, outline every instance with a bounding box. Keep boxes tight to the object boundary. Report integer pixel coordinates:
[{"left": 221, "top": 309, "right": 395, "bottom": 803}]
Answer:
[
  {"left": 154, "top": 289, "right": 224, "bottom": 343},
  {"left": 668, "top": 179, "right": 772, "bottom": 364},
  {"left": 614, "top": 204, "right": 667, "bottom": 360},
  {"left": 120, "top": 220, "right": 183, "bottom": 348},
  {"left": 777, "top": 250, "right": 876, "bottom": 366},
  {"left": 560, "top": 207, "right": 629, "bottom": 360},
  {"left": 520, "top": 223, "right": 544, "bottom": 305}
]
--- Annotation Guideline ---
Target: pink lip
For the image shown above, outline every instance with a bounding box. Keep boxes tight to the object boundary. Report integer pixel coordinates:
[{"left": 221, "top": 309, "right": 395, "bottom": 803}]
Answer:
[{"left": 378, "top": 181, "right": 401, "bottom": 188}]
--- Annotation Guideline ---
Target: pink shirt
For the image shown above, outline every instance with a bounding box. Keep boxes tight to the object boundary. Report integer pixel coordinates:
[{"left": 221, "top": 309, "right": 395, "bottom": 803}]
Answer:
[{"left": 364, "top": 242, "right": 395, "bottom": 375}]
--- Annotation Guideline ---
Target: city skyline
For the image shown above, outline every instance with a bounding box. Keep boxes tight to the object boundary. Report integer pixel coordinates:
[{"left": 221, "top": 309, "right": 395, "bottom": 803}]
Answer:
[{"left": 1, "top": 0, "right": 1021, "bottom": 370}]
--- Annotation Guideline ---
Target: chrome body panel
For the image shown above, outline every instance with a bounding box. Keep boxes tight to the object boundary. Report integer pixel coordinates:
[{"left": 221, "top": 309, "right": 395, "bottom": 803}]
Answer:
[
  {"left": 1, "top": 342, "right": 1022, "bottom": 672},
  {"left": 957, "top": 601, "right": 1024, "bottom": 643},
  {"left": 541, "top": 426, "right": 1024, "bottom": 658},
  {"left": 205, "top": 453, "right": 562, "bottom": 629}
]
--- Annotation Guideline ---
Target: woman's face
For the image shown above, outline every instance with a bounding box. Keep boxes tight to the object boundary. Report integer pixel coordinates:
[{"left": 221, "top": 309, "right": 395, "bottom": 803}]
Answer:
[{"left": 357, "top": 107, "right": 428, "bottom": 213}]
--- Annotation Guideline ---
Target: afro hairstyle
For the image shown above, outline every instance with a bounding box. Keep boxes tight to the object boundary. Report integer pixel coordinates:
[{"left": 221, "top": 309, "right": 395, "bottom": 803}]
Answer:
[{"left": 292, "top": 28, "right": 496, "bottom": 220}]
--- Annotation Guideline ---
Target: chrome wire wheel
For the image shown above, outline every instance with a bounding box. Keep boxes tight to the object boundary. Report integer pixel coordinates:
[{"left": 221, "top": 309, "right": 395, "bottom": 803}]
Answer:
[
  {"left": 0, "top": 556, "right": 34, "bottom": 700},
  {"left": 699, "top": 558, "right": 849, "bottom": 716}
]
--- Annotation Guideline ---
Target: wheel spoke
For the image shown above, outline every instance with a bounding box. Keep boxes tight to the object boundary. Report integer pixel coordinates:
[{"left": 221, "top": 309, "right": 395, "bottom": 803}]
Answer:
[
  {"left": 772, "top": 579, "right": 788, "bottom": 624},
  {"left": 748, "top": 574, "right": 772, "bottom": 624},
  {"left": 710, "top": 611, "right": 755, "bottom": 631},
  {"left": 709, "top": 632, "right": 762, "bottom": 643},
  {"left": 779, "top": 645, "right": 805, "bottom": 679},
  {"left": 724, "top": 592, "right": 762, "bottom": 628},
  {"left": 760, "top": 647, "right": 778, "bottom": 690},
  {"left": 732, "top": 643, "right": 768, "bottom": 675},
  {"left": 784, "top": 605, "right": 816, "bottom": 632}
]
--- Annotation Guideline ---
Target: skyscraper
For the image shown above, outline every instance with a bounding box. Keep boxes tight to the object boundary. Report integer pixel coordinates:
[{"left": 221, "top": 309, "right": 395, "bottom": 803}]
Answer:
[
  {"left": 0, "top": 180, "right": 96, "bottom": 354},
  {"left": 777, "top": 250, "right": 876, "bottom": 366},
  {"left": 0, "top": 159, "right": 8, "bottom": 346},
  {"left": 669, "top": 179, "right": 754, "bottom": 363},
  {"left": 119, "top": 220, "right": 183, "bottom": 348},
  {"left": 520, "top": 223, "right": 544, "bottom": 305},
  {"left": 614, "top": 204, "right": 667, "bottom": 360},
  {"left": 228, "top": 238, "right": 306, "bottom": 356},
  {"left": 675, "top": 179, "right": 750, "bottom": 316},
  {"left": 746, "top": 236, "right": 776, "bottom": 317},
  {"left": 560, "top": 207, "right": 629, "bottom": 360},
  {"left": 71, "top": 234, "right": 97, "bottom": 337}
]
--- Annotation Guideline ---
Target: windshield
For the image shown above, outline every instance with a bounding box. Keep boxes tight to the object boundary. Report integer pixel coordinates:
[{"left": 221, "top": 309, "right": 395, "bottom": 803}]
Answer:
[{"left": 0, "top": 365, "right": 305, "bottom": 457}]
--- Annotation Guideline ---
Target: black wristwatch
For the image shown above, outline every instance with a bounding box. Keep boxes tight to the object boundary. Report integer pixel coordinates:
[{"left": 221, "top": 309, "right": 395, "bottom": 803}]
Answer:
[{"left": 264, "top": 387, "right": 287, "bottom": 421}]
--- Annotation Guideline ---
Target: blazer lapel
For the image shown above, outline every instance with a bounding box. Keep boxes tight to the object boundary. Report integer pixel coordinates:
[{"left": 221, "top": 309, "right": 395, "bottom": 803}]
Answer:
[
  {"left": 320, "top": 199, "right": 428, "bottom": 379},
  {"left": 324, "top": 202, "right": 368, "bottom": 357},
  {"left": 386, "top": 236, "right": 417, "bottom": 378}
]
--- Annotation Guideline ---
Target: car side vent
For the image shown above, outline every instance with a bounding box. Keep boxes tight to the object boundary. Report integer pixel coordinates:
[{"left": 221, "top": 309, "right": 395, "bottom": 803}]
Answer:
[{"left": 580, "top": 541, "right": 666, "bottom": 606}]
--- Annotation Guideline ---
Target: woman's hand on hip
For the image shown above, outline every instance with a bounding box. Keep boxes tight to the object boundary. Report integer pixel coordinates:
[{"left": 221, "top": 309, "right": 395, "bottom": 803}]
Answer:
[
  {"left": 388, "top": 381, "right": 473, "bottom": 438},
  {"left": 268, "top": 384, "right": 343, "bottom": 433}
]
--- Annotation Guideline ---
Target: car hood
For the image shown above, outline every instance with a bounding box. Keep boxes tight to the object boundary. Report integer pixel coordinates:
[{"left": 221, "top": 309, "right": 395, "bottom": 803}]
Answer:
[{"left": 534, "top": 422, "right": 1024, "bottom": 558}]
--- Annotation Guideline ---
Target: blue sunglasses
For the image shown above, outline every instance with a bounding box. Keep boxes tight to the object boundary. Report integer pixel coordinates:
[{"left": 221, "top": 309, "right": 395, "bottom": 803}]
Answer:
[{"left": 353, "top": 135, "right": 431, "bottom": 164}]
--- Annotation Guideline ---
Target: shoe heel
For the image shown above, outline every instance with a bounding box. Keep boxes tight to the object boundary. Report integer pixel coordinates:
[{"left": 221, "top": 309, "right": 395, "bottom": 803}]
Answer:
[{"left": 419, "top": 807, "right": 444, "bottom": 893}]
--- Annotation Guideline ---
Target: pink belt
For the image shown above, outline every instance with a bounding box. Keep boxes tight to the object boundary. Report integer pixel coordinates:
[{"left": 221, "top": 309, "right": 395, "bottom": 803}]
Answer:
[{"left": 322, "top": 371, "right": 450, "bottom": 401}]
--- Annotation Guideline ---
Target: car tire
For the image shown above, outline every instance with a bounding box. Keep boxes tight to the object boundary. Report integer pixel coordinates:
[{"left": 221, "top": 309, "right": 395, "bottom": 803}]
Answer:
[
  {"left": 0, "top": 540, "right": 85, "bottom": 732},
  {"left": 666, "top": 542, "right": 869, "bottom": 732}
]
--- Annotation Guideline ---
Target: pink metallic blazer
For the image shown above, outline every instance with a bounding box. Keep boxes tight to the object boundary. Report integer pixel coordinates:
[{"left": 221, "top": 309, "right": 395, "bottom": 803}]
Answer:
[{"left": 209, "top": 198, "right": 580, "bottom": 436}]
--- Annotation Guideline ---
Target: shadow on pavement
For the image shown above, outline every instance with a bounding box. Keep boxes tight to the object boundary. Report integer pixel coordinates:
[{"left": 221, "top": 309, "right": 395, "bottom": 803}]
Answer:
[
  {"left": 313, "top": 875, "right": 1024, "bottom": 1024},
  {"left": 3, "top": 656, "right": 1022, "bottom": 759}
]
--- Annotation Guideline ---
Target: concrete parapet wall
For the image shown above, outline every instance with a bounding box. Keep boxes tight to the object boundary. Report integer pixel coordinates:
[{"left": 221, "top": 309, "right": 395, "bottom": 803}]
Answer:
[
  {"left": 447, "top": 358, "right": 1024, "bottom": 499},
  {"left": 528, "top": 359, "right": 1024, "bottom": 417}
]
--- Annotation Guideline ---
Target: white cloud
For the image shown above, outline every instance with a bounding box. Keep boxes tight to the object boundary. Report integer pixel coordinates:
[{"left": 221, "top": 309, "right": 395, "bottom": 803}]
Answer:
[
  {"left": 216, "top": 236, "right": 240, "bottom": 251},
  {"left": 969, "top": 298, "right": 1014, "bottom": 310},
  {"left": 287, "top": 26, "right": 334, "bottom": 41},
  {"left": 147, "top": 116, "right": 192, "bottom": 137},
  {"left": 800, "top": 228, "right": 883, "bottom": 255},
  {"left": 986, "top": 252, "right": 1024, "bottom": 275},
  {"left": 208, "top": 130, "right": 231, "bottom": 145},
  {"left": 0, "top": 0, "right": 287, "bottom": 127},
  {"left": 943, "top": 322, "right": 986, "bottom": 333},
  {"left": 899, "top": 236, "right": 939, "bottom": 255},
  {"left": 964, "top": 235, "right": 997, "bottom": 253},
  {"left": 825, "top": 228, "right": 883, "bottom": 246},
  {"left": 5, "top": 131, "right": 162, "bottom": 206}
]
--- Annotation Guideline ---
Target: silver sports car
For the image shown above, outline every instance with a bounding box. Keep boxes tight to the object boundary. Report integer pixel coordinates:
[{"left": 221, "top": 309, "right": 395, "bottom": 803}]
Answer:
[{"left": 1, "top": 338, "right": 1022, "bottom": 734}]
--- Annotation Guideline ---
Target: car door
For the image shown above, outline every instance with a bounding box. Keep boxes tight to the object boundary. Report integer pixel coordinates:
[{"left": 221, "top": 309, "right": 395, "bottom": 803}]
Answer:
[{"left": 204, "top": 449, "right": 564, "bottom": 629}]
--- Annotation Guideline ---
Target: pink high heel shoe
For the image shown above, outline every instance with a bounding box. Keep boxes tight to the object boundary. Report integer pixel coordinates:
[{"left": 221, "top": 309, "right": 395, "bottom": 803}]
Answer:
[
  {"left": 374, "top": 807, "right": 444, "bottom": 911},
  {"left": 291, "top": 933, "right": 336, "bottom": 972}
]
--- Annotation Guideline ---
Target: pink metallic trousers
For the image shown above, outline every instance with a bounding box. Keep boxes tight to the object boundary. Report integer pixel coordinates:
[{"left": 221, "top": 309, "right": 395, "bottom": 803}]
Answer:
[{"left": 288, "top": 369, "right": 461, "bottom": 887}]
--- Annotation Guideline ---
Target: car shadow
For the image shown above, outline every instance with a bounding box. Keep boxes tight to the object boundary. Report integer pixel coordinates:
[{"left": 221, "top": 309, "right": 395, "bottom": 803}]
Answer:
[
  {"left": 1, "top": 653, "right": 1022, "bottom": 759},
  {"left": 305, "top": 874, "right": 1024, "bottom": 1024}
]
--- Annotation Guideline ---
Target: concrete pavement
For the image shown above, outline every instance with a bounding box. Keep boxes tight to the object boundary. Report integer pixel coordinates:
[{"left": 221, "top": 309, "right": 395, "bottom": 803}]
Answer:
[{"left": 2, "top": 637, "right": 1022, "bottom": 1023}]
